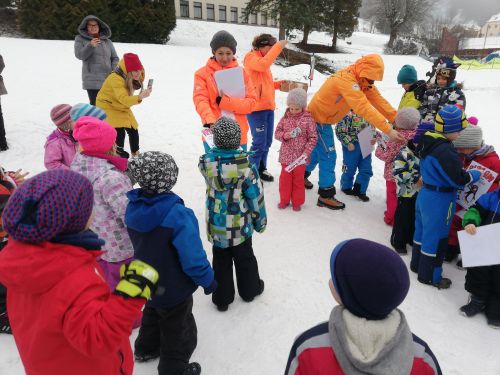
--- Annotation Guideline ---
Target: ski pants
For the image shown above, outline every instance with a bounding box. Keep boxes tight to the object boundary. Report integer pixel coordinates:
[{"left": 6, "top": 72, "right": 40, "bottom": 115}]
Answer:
[
  {"left": 306, "top": 124, "right": 336, "bottom": 189},
  {"left": 391, "top": 195, "right": 417, "bottom": 249},
  {"left": 279, "top": 164, "right": 306, "bottom": 207},
  {"left": 340, "top": 142, "right": 373, "bottom": 194},
  {"left": 465, "top": 265, "right": 500, "bottom": 321},
  {"left": 248, "top": 110, "right": 274, "bottom": 171}
]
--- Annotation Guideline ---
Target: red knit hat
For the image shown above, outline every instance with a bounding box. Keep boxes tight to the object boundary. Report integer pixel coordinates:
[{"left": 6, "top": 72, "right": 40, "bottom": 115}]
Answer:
[
  {"left": 73, "top": 116, "right": 117, "bottom": 153},
  {"left": 50, "top": 104, "right": 72, "bottom": 128},
  {"left": 123, "top": 53, "right": 143, "bottom": 72}
]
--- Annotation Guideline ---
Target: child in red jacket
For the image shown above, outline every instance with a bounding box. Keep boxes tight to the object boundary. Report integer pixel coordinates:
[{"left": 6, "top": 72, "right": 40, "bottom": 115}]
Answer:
[
  {"left": 285, "top": 239, "right": 441, "bottom": 375},
  {"left": 0, "top": 169, "right": 159, "bottom": 375},
  {"left": 275, "top": 88, "right": 317, "bottom": 211}
]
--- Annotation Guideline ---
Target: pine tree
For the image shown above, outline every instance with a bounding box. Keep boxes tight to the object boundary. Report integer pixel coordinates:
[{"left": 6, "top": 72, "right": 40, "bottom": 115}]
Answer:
[{"left": 321, "top": 0, "right": 361, "bottom": 50}]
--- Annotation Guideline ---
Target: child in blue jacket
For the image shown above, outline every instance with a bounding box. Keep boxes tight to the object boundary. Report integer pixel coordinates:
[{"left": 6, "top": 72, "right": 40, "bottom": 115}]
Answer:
[
  {"left": 410, "top": 105, "right": 481, "bottom": 289},
  {"left": 198, "top": 117, "right": 267, "bottom": 312},
  {"left": 126, "top": 151, "right": 216, "bottom": 375}
]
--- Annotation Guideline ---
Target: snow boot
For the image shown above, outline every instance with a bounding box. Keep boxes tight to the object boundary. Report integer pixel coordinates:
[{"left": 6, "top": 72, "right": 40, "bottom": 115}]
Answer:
[
  {"left": 216, "top": 304, "right": 229, "bottom": 312},
  {"left": 116, "top": 147, "right": 130, "bottom": 159},
  {"left": 304, "top": 171, "right": 313, "bottom": 190},
  {"left": 342, "top": 188, "right": 356, "bottom": 195},
  {"left": 242, "top": 280, "right": 264, "bottom": 302},
  {"left": 432, "top": 277, "right": 452, "bottom": 290},
  {"left": 259, "top": 169, "right": 274, "bottom": 182},
  {"left": 134, "top": 350, "right": 160, "bottom": 363},
  {"left": 182, "top": 362, "right": 202, "bottom": 375},
  {"left": 487, "top": 318, "right": 500, "bottom": 329},
  {"left": 460, "top": 295, "right": 485, "bottom": 317},
  {"left": 351, "top": 183, "right": 369, "bottom": 202},
  {"left": 0, "top": 310, "right": 12, "bottom": 334},
  {"left": 317, "top": 187, "right": 345, "bottom": 210}
]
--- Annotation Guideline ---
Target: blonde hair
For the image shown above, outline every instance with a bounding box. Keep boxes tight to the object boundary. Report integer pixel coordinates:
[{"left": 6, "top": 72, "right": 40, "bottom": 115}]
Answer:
[{"left": 126, "top": 73, "right": 136, "bottom": 96}]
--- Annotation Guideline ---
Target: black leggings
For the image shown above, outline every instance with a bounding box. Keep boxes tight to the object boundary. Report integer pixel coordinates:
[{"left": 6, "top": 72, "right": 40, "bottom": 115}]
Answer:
[
  {"left": 86, "top": 90, "right": 99, "bottom": 106},
  {"left": 116, "top": 127, "right": 140, "bottom": 154}
]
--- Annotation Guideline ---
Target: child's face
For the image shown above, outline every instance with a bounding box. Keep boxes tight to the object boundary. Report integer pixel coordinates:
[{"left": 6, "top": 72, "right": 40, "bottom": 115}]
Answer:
[
  {"left": 288, "top": 105, "right": 303, "bottom": 115},
  {"left": 329, "top": 279, "right": 342, "bottom": 305},
  {"left": 456, "top": 147, "right": 479, "bottom": 155},
  {"left": 130, "top": 70, "right": 141, "bottom": 81},
  {"left": 445, "top": 132, "right": 461, "bottom": 141},
  {"left": 436, "top": 75, "right": 448, "bottom": 87},
  {"left": 214, "top": 47, "right": 234, "bottom": 67},
  {"left": 401, "top": 83, "right": 412, "bottom": 91}
]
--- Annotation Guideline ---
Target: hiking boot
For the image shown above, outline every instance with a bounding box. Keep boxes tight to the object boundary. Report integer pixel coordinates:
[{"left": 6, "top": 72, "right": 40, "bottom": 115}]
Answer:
[
  {"left": 0, "top": 310, "right": 12, "bottom": 334},
  {"left": 216, "top": 304, "right": 229, "bottom": 312},
  {"left": 304, "top": 177, "right": 313, "bottom": 189},
  {"left": 460, "top": 295, "right": 485, "bottom": 317},
  {"left": 182, "top": 362, "right": 202, "bottom": 375},
  {"left": 433, "top": 277, "right": 452, "bottom": 289},
  {"left": 259, "top": 170, "right": 274, "bottom": 182},
  {"left": 134, "top": 350, "right": 160, "bottom": 362},
  {"left": 487, "top": 318, "right": 500, "bottom": 329},
  {"left": 317, "top": 196, "right": 345, "bottom": 210}
]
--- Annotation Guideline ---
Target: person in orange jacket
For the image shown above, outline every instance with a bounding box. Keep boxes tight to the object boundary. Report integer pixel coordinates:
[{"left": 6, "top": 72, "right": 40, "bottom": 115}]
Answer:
[
  {"left": 305, "top": 54, "right": 404, "bottom": 210},
  {"left": 243, "top": 34, "right": 287, "bottom": 182},
  {"left": 193, "top": 30, "right": 257, "bottom": 152}
]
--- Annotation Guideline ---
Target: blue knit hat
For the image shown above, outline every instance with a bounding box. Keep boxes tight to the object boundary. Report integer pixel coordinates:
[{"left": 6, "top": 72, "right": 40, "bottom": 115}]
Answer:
[
  {"left": 70, "top": 103, "right": 107, "bottom": 122},
  {"left": 2, "top": 170, "right": 94, "bottom": 243},
  {"left": 434, "top": 105, "right": 468, "bottom": 134},
  {"left": 413, "top": 121, "right": 434, "bottom": 144},
  {"left": 330, "top": 239, "right": 410, "bottom": 320},
  {"left": 397, "top": 65, "right": 417, "bottom": 84}
]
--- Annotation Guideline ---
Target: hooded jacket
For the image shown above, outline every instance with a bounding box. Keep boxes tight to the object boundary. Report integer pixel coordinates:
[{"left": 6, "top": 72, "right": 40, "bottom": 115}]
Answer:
[
  {"left": 193, "top": 58, "right": 257, "bottom": 145},
  {"left": 44, "top": 129, "right": 78, "bottom": 170},
  {"left": 74, "top": 15, "right": 119, "bottom": 90},
  {"left": 71, "top": 153, "right": 134, "bottom": 262},
  {"left": 285, "top": 306, "right": 441, "bottom": 375},
  {"left": 96, "top": 59, "right": 144, "bottom": 129},
  {"left": 243, "top": 42, "right": 284, "bottom": 111},
  {"left": 461, "top": 145, "right": 500, "bottom": 188},
  {"left": 307, "top": 54, "right": 396, "bottom": 134},
  {"left": 0, "top": 236, "right": 144, "bottom": 375},
  {"left": 399, "top": 80, "right": 427, "bottom": 110},
  {"left": 198, "top": 148, "right": 266, "bottom": 248},
  {"left": 419, "top": 82, "right": 466, "bottom": 122},
  {"left": 125, "top": 190, "right": 214, "bottom": 309}
]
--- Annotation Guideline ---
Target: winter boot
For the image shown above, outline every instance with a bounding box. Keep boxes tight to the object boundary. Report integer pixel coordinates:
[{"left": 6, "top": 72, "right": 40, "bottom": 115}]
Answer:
[
  {"left": 304, "top": 171, "right": 313, "bottom": 190},
  {"left": 394, "top": 246, "right": 408, "bottom": 255},
  {"left": 242, "top": 280, "right": 264, "bottom": 302},
  {"left": 134, "top": 350, "right": 160, "bottom": 363},
  {"left": 432, "top": 277, "right": 452, "bottom": 290},
  {"left": 216, "top": 304, "right": 229, "bottom": 312},
  {"left": 182, "top": 362, "right": 202, "bottom": 375},
  {"left": 487, "top": 318, "right": 500, "bottom": 329},
  {"left": 342, "top": 188, "right": 355, "bottom": 195},
  {"left": 259, "top": 168, "right": 274, "bottom": 182},
  {"left": 0, "top": 310, "right": 12, "bottom": 334},
  {"left": 116, "top": 147, "right": 130, "bottom": 159},
  {"left": 459, "top": 295, "right": 485, "bottom": 317},
  {"left": 317, "top": 187, "right": 345, "bottom": 210},
  {"left": 352, "top": 183, "right": 369, "bottom": 202}
]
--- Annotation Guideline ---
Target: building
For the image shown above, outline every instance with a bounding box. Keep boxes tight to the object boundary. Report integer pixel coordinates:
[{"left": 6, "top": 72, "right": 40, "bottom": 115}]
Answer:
[
  {"left": 174, "top": 0, "right": 277, "bottom": 27},
  {"left": 478, "top": 13, "right": 500, "bottom": 38}
]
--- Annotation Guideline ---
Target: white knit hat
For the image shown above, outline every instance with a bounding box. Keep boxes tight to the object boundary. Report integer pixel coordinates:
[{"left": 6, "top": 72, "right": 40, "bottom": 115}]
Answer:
[
  {"left": 287, "top": 88, "right": 307, "bottom": 109},
  {"left": 453, "top": 125, "right": 483, "bottom": 149},
  {"left": 395, "top": 107, "right": 420, "bottom": 130}
]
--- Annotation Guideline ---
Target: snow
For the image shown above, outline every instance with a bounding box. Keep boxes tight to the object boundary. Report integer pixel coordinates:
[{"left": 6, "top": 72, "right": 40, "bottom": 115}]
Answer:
[{"left": 1, "top": 18, "right": 500, "bottom": 374}]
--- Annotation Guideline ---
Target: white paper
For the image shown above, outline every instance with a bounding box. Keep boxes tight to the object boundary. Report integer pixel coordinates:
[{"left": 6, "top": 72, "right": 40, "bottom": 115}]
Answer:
[
  {"left": 458, "top": 222, "right": 500, "bottom": 267},
  {"left": 457, "top": 161, "right": 497, "bottom": 209},
  {"left": 285, "top": 154, "right": 307, "bottom": 173},
  {"left": 213, "top": 67, "right": 245, "bottom": 98},
  {"left": 358, "top": 126, "right": 375, "bottom": 159}
]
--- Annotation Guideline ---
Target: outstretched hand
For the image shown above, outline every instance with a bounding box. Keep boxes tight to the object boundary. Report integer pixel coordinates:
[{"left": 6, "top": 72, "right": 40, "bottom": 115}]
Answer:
[{"left": 387, "top": 128, "right": 405, "bottom": 142}]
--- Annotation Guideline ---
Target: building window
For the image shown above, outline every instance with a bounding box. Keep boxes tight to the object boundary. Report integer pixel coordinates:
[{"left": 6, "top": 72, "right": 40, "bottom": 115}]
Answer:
[
  {"left": 207, "top": 3, "right": 214, "bottom": 21},
  {"left": 240, "top": 9, "right": 248, "bottom": 23},
  {"left": 250, "top": 12, "right": 257, "bottom": 25},
  {"left": 261, "top": 12, "right": 267, "bottom": 26},
  {"left": 180, "top": 0, "right": 189, "bottom": 18},
  {"left": 219, "top": 5, "right": 227, "bottom": 22},
  {"left": 193, "top": 2, "right": 202, "bottom": 19},
  {"left": 271, "top": 17, "right": 277, "bottom": 27},
  {"left": 231, "top": 7, "right": 238, "bottom": 23}
]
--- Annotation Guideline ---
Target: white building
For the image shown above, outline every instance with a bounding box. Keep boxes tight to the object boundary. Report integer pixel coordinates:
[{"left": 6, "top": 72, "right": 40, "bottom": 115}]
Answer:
[
  {"left": 478, "top": 13, "right": 500, "bottom": 38},
  {"left": 174, "top": 0, "right": 277, "bottom": 27}
]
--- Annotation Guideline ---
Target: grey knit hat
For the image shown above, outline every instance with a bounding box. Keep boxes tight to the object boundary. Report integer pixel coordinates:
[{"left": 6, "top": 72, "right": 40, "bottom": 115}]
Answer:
[
  {"left": 128, "top": 151, "right": 178, "bottom": 194},
  {"left": 395, "top": 107, "right": 420, "bottom": 130},
  {"left": 287, "top": 88, "right": 307, "bottom": 109},
  {"left": 213, "top": 117, "right": 241, "bottom": 150},
  {"left": 453, "top": 125, "right": 483, "bottom": 149},
  {"left": 210, "top": 30, "right": 237, "bottom": 54}
]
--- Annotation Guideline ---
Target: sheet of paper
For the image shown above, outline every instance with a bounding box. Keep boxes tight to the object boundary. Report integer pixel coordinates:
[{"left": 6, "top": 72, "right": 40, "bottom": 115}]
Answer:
[
  {"left": 213, "top": 66, "right": 245, "bottom": 98},
  {"left": 285, "top": 154, "right": 307, "bottom": 173},
  {"left": 458, "top": 222, "right": 500, "bottom": 267},
  {"left": 358, "top": 126, "right": 375, "bottom": 159},
  {"left": 457, "top": 161, "right": 497, "bottom": 209}
]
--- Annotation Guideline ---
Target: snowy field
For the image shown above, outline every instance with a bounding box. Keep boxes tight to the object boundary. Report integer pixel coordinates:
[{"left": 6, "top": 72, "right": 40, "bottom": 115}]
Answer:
[{"left": 1, "top": 19, "right": 500, "bottom": 374}]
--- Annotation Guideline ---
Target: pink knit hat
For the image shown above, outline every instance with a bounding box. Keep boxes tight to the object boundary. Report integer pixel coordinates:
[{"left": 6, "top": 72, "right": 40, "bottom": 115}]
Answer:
[
  {"left": 73, "top": 116, "right": 117, "bottom": 153},
  {"left": 50, "top": 104, "right": 72, "bottom": 128}
]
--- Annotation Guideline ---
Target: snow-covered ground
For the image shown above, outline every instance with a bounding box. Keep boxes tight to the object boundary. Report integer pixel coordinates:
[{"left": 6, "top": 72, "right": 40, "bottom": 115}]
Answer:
[{"left": 1, "top": 19, "right": 500, "bottom": 374}]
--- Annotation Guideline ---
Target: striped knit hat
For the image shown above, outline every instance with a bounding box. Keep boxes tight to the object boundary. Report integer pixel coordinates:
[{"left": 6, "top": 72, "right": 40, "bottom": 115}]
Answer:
[
  {"left": 2, "top": 170, "right": 94, "bottom": 243},
  {"left": 453, "top": 125, "right": 483, "bottom": 149},
  {"left": 434, "top": 105, "right": 468, "bottom": 134},
  {"left": 50, "top": 104, "right": 72, "bottom": 130},
  {"left": 70, "top": 103, "right": 107, "bottom": 122}
]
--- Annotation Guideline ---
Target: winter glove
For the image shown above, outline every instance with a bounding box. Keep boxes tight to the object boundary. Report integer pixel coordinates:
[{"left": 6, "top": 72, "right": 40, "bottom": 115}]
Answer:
[
  {"left": 203, "top": 279, "right": 218, "bottom": 295},
  {"left": 115, "top": 260, "right": 159, "bottom": 300},
  {"left": 468, "top": 170, "right": 481, "bottom": 184}
]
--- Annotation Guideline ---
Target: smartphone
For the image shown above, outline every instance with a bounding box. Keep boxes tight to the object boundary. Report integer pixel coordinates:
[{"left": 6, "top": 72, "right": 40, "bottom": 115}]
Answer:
[
  {"left": 147, "top": 79, "right": 154, "bottom": 89},
  {"left": 91, "top": 32, "right": 100, "bottom": 39}
]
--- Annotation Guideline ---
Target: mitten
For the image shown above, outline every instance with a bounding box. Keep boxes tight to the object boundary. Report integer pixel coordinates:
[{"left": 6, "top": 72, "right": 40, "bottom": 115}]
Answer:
[
  {"left": 204, "top": 279, "right": 218, "bottom": 295},
  {"left": 115, "top": 260, "right": 159, "bottom": 300}
]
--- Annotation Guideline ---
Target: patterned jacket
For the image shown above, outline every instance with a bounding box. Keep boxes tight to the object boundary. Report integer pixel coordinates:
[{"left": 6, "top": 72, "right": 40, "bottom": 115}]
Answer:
[
  {"left": 394, "top": 142, "right": 421, "bottom": 198},
  {"left": 335, "top": 112, "right": 376, "bottom": 147},
  {"left": 198, "top": 148, "right": 266, "bottom": 248},
  {"left": 375, "top": 129, "right": 416, "bottom": 181},
  {"left": 275, "top": 110, "right": 317, "bottom": 165},
  {"left": 419, "top": 81, "right": 465, "bottom": 122},
  {"left": 71, "top": 153, "right": 134, "bottom": 262}
]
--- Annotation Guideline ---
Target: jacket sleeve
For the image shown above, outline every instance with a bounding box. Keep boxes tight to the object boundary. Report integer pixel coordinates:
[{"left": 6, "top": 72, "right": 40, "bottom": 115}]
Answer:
[
  {"left": 109, "top": 41, "right": 119, "bottom": 69},
  {"left": 431, "top": 145, "right": 472, "bottom": 187},
  {"left": 375, "top": 139, "right": 402, "bottom": 163},
  {"left": 275, "top": 116, "right": 287, "bottom": 142},
  {"left": 303, "top": 115, "right": 318, "bottom": 156},
  {"left": 74, "top": 36, "right": 95, "bottom": 61},
  {"left": 100, "top": 172, "right": 132, "bottom": 220},
  {"left": 243, "top": 44, "right": 284, "bottom": 73},
  {"left": 193, "top": 69, "right": 218, "bottom": 125},
  {"left": 338, "top": 79, "right": 391, "bottom": 134},
  {"left": 169, "top": 206, "right": 215, "bottom": 288},
  {"left": 44, "top": 141, "right": 70, "bottom": 170},
  {"left": 109, "top": 77, "right": 141, "bottom": 108},
  {"left": 365, "top": 86, "right": 397, "bottom": 123},
  {"left": 243, "top": 165, "right": 267, "bottom": 233},
  {"left": 219, "top": 71, "right": 257, "bottom": 115}
]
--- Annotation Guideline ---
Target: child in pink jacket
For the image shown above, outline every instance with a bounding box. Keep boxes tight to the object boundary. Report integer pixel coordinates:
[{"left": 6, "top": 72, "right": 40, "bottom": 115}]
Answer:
[
  {"left": 375, "top": 107, "right": 421, "bottom": 225},
  {"left": 44, "top": 104, "right": 77, "bottom": 170},
  {"left": 275, "top": 88, "right": 317, "bottom": 211}
]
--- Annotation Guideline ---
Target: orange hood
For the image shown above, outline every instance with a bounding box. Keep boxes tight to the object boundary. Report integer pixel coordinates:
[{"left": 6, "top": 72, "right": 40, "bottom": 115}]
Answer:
[{"left": 352, "top": 54, "right": 385, "bottom": 81}]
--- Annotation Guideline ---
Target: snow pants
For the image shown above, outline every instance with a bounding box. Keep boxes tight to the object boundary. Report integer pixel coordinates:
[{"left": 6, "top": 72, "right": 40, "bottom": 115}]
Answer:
[
  {"left": 306, "top": 124, "right": 336, "bottom": 190},
  {"left": 279, "top": 164, "right": 306, "bottom": 208},
  {"left": 340, "top": 142, "right": 373, "bottom": 194},
  {"left": 465, "top": 265, "right": 500, "bottom": 321},
  {"left": 391, "top": 195, "right": 417, "bottom": 249},
  {"left": 384, "top": 180, "right": 398, "bottom": 226},
  {"left": 248, "top": 110, "right": 274, "bottom": 172}
]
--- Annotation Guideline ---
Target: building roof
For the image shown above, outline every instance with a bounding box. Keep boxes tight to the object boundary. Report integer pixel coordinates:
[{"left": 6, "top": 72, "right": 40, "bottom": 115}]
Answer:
[
  {"left": 487, "top": 13, "right": 500, "bottom": 23},
  {"left": 460, "top": 37, "right": 500, "bottom": 50}
]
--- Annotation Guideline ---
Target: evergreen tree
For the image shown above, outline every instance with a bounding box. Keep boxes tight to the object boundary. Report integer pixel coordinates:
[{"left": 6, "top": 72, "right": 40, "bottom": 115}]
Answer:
[{"left": 321, "top": 0, "right": 361, "bottom": 50}]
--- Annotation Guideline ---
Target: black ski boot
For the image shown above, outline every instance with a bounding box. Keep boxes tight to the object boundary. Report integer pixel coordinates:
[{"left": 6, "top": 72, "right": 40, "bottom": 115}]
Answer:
[{"left": 304, "top": 171, "right": 313, "bottom": 190}]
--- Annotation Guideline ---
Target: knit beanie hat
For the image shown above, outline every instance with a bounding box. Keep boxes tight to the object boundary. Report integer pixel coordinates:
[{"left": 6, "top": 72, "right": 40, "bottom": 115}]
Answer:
[
  {"left": 73, "top": 116, "right": 117, "bottom": 153},
  {"left": 128, "top": 151, "right": 179, "bottom": 194},
  {"left": 412, "top": 121, "right": 434, "bottom": 144},
  {"left": 330, "top": 239, "right": 410, "bottom": 320},
  {"left": 395, "top": 107, "right": 420, "bottom": 130},
  {"left": 123, "top": 53, "right": 143, "bottom": 72},
  {"left": 70, "top": 103, "right": 107, "bottom": 122},
  {"left": 252, "top": 34, "right": 277, "bottom": 49},
  {"left": 50, "top": 104, "right": 72, "bottom": 130},
  {"left": 434, "top": 105, "right": 468, "bottom": 134},
  {"left": 397, "top": 65, "right": 417, "bottom": 84},
  {"left": 287, "top": 88, "right": 307, "bottom": 109},
  {"left": 2, "top": 170, "right": 94, "bottom": 243},
  {"left": 453, "top": 125, "right": 483, "bottom": 149},
  {"left": 210, "top": 30, "right": 237, "bottom": 54},
  {"left": 467, "top": 116, "right": 479, "bottom": 126},
  {"left": 213, "top": 117, "right": 241, "bottom": 150}
]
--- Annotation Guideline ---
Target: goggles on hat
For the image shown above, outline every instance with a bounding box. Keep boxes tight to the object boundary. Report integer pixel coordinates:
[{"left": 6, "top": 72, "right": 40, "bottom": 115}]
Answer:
[
  {"left": 437, "top": 68, "right": 453, "bottom": 78},
  {"left": 256, "top": 36, "right": 277, "bottom": 48}
]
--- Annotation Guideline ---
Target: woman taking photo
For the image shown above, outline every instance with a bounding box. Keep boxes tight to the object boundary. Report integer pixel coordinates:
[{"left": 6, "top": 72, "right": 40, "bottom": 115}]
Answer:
[
  {"left": 193, "top": 30, "right": 256, "bottom": 152},
  {"left": 96, "top": 53, "right": 151, "bottom": 158},
  {"left": 74, "top": 15, "right": 119, "bottom": 105},
  {"left": 244, "top": 34, "right": 287, "bottom": 181}
]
